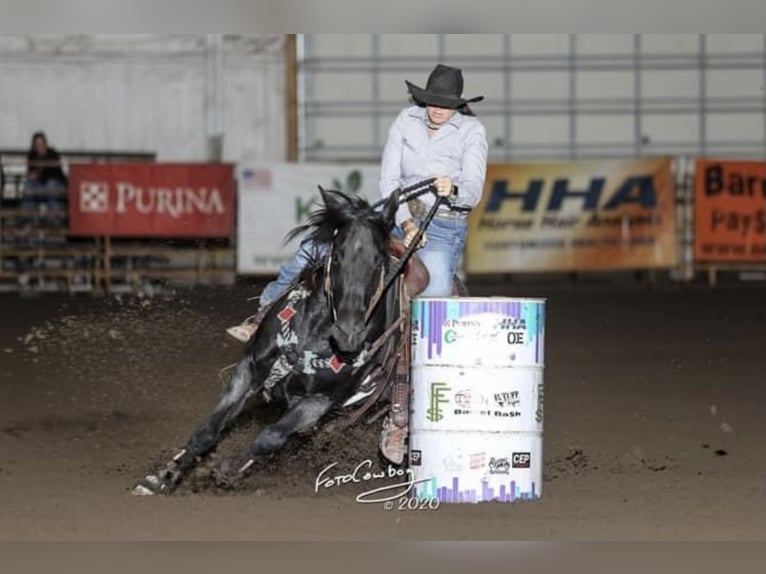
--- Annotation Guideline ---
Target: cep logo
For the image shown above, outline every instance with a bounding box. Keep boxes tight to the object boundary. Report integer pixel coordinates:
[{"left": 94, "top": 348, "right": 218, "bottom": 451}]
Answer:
[{"left": 512, "top": 452, "right": 531, "bottom": 468}]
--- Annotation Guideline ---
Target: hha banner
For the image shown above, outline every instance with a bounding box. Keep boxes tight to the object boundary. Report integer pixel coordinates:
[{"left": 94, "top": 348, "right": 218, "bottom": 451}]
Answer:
[
  {"left": 465, "top": 158, "right": 677, "bottom": 273},
  {"left": 68, "top": 163, "right": 235, "bottom": 237}
]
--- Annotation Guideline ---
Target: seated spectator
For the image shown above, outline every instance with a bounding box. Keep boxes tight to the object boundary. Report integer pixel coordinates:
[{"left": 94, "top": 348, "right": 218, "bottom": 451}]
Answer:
[
  {"left": 27, "top": 131, "right": 67, "bottom": 185},
  {"left": 24, "top": 131, "right": 68, "bottom": 221},
  {"left": 0, "top": 152, "right": 8, "bottom": 230},
  {"left": 16, "top": 132, "right": 69, "bottom": 286}
]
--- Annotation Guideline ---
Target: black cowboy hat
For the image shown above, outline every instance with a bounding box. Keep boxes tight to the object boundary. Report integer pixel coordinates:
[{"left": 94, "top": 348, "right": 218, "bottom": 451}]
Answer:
[{"left": 405, "top": 64, "right": 484, "bottom": 109}]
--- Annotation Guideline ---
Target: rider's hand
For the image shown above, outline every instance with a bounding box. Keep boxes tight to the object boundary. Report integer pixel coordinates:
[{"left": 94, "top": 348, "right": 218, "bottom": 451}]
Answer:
[
  {"left": 433, "top": 176, "right": 454, "bottom": 198},
  {"left": 401, "top": 219, "right": 426, "bottom": 249}
]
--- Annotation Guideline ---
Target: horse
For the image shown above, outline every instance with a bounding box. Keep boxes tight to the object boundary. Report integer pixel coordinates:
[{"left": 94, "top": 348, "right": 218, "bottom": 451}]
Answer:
[{"left": 132, "top": 186, "right": 406, "bottom": 495}]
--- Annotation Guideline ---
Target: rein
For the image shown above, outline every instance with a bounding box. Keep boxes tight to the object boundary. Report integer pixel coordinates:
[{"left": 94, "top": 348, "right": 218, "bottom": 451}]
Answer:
[
  {"left": 323, "top": 237, "right": 337, "bottom": 322},
  {"left": 323, "top": 228, "right": 387, "bottom": 326},
  {"left": 364, "top": 195, "right": 447, "bottom": 322}
]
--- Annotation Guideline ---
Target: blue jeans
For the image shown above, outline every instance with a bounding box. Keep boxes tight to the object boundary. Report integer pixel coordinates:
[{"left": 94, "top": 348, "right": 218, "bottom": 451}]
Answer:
[
  {"left": 258, "top": 215, "right": 467, "bottom": 307},
  {"left": 259, "top": 237, "right": 328, "bottom": 306},
  {"left": 15, "top": 181, "right": 67, "bottom": 273},
  {"left": 20, "top": 180, "right": 67, "bottom": 228}
]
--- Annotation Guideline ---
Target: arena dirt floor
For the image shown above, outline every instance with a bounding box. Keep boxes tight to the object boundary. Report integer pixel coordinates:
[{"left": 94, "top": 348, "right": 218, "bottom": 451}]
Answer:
[{"left": 0, "top": 276, "right": 764, "bottom": 540}]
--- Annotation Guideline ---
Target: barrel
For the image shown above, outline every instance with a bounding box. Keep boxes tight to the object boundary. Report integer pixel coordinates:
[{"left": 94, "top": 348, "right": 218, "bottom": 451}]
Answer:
[{"left": 408, "top": 297, "right": 546, "bottom": 503}]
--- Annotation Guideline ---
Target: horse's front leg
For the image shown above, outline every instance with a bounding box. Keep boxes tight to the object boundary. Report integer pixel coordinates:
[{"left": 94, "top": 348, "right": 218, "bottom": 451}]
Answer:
[
  {"left": 132, "top": 358, "right": 258, "bottom": 495},
  {"left": 214, "top": 394, "right": 333, "bottom": 486}
]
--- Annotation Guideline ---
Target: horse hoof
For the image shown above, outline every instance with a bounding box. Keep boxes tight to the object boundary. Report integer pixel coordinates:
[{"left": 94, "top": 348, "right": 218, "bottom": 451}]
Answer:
[
  {"left": 212, "top": 455, "right": 252, "bottom": 488},
  {"left": 211, "top": 468, "right": 236, "bottom": 489},
  {"left": 131, "top": 463, "right": 181, "bottom": 496},
  {"left": 145, "top": 474, "right": 163, "bottom": 488},
  {"left": 131, "top": 474, "right": 164, "bottom": 496},
  {"left": 158, "top": 465, "right": 181, "bottom": 486},
  {"left": 131, "top": 484, "right": 156, "bottom": 496}
]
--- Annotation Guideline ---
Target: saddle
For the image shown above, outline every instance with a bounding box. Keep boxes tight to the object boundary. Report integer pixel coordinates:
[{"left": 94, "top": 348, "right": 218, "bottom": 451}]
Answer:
[{"left": 387, "top": 238, "right": 429, "bottom": 297}]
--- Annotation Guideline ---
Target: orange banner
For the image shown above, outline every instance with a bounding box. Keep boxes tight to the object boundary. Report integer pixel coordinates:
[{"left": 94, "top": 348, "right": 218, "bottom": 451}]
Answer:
[
  {"left": 694, "top": 160, "right": 766, "bottom": 263},
  {"left": 466, "top": 158, "right": 677, "bottom": 273}
]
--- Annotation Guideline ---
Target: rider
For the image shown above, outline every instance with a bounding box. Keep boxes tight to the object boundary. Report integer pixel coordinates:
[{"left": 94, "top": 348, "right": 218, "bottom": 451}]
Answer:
[{"left": 226, "top": 63, "right": 489, "bottom": 464}]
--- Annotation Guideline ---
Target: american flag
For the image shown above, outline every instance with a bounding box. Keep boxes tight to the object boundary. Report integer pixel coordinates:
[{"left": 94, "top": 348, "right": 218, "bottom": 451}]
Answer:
[{"left": 240, "top": 167, "right": 272, "bottom": 190}]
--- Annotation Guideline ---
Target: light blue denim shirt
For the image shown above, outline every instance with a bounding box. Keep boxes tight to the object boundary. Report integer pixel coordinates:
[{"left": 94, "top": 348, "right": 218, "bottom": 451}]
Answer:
[{"left": 379, "top": 105, "right": 489, "bottom": 225}]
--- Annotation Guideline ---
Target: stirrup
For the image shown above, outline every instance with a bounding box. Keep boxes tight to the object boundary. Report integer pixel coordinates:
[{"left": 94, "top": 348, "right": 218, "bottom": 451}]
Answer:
[
  {"left": 390, "top": 381, "right": 409, "bottom": 428},
  {"left": 242, "top": 313, "right": 261, "bottom": 325}
]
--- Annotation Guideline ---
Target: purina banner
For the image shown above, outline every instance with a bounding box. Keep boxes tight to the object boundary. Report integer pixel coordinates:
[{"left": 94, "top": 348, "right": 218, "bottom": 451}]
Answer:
[
  {"left": 68, "top": 163, "right": 235, "bottom": 237},
  {"left": 694, "top": 159, "right": 766, "bottom": 263},
  {"left": 465, "top": 158, "right": 678, "bottom": 272},
  {"left": 236, "top": 162, "right": 381, "bottom": 274}
]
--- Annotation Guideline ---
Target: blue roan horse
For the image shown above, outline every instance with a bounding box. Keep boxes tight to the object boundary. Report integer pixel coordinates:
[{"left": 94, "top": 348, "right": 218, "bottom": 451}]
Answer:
[{"left": 134, "top": 187, "right": 403, "bottom": 495}]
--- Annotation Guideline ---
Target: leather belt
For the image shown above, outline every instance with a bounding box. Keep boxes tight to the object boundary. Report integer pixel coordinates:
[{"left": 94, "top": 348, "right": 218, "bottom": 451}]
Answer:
[
  {"left": 435, "top": 208, "right": 470, "bottom": 220},
  {"left": 408, "top": 198, "right": 471, "bottom": 220}
]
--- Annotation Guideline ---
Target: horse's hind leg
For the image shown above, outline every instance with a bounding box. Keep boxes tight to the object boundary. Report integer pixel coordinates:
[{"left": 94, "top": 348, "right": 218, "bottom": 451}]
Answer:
[
  {"left": 133, "top": 358, "right": 257, "bottom": 495},
  {"left": 218, "top": 394, "right": 332, "bottom": 482}
]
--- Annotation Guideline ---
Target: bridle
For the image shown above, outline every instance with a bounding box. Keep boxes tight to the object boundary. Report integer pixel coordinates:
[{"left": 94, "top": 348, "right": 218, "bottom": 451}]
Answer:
[{"left": 322, "top": 228, "right": 388, "bottom": 326}]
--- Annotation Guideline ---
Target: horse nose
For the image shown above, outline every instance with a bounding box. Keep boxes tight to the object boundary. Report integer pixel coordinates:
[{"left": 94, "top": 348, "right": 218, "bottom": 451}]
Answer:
[{"left": 330, "top": 323, "right": 363, "bottom": 354}]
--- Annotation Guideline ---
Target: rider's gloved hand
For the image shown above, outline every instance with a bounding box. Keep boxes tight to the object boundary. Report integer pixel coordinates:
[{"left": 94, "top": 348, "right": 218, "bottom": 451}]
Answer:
[
  {"left": 401, "top": 219, "right": 426, "bottom": 249},
  {"left": 433, "top": 175, "right": 455, "bottom": 198}
]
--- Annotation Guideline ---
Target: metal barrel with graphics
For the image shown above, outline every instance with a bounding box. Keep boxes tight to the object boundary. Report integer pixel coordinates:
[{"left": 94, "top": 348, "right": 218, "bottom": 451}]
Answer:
[{"left": 408, "top": 297, "right": 546, "bottom": 503}]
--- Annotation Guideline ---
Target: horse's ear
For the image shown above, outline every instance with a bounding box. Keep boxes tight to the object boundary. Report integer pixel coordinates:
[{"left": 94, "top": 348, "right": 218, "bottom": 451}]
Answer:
[
  {"left": 318, "top": 185, "right": 344, "bottom": 211},
  {"left": 318, "top": 185, "right": 330, "bottom": 205},
  {"left": 381, "top": 189, "right": 400, "bottom": 229}
]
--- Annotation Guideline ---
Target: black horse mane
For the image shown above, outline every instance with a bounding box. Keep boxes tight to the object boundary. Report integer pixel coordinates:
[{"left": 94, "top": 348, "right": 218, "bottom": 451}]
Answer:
[
  {"left": 283, "top": 188, "right": 390, "bottom": 276},
  {"left": 285, "top": 188, "right": 384, "bottom": 244}
]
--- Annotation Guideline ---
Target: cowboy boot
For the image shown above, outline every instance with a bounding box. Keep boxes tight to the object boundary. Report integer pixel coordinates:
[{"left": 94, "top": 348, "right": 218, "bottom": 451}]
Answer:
[
  {"left": 225, "top": 308, "right": 266, "bottom": 343},
  {"left": 379, "top": 415, "right": 408, "bottom": 466},
  {"left": 379, "top": 379, "right": 409, "bottom": 465}
]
